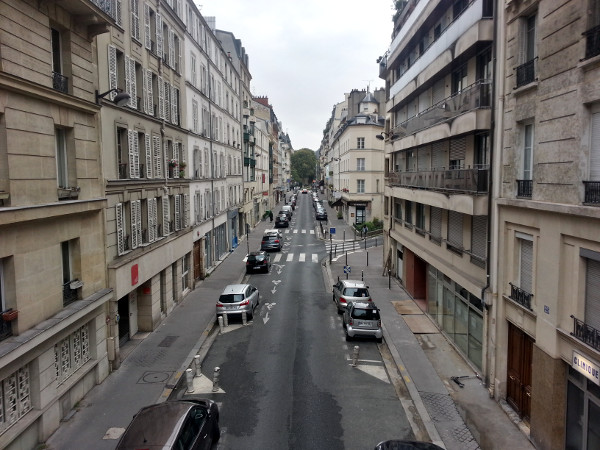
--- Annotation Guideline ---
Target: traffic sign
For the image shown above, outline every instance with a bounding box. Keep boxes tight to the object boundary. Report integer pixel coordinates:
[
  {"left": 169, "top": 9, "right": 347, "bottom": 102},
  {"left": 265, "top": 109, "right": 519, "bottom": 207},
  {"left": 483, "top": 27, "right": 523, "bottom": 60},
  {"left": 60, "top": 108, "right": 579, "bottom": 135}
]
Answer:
[
  {"left": 344, "top": 266, "right": 351, "bottom": 274},
  {"left": 330, "top": 227, "right": 336, "bottom": 235}
]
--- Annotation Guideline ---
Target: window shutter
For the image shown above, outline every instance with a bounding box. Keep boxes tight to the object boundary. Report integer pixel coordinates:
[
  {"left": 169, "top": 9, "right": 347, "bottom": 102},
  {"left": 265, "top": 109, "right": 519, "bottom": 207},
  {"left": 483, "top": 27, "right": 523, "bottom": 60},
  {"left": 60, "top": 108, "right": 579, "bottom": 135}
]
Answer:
[
  {"left": 157, "top": 76, "right": 164, "bottom": 119},
  {"left": 432, "top": 141, "right": 447, "bottom": 169},
  {"left": 108, "top": 45, "right": 117, "bottom": 100},
  {"left": 519, "top": 238, "right": 533, "bottom": 293},
  {"left": 148, "top": 197, "right": 157, "bottom": 242},
  {"left": 585, "top": 259, "right": 600, "bottom": 328},
  {"left": 447, "top": 210, "right": 463, "bottom": 249},
  {"left": 156, "top": 13, "right": 163, "bottom": 60},
  {"left": 162, "top": 196, "right": 170, "bottom": 236},
  {"left": 127, "top": 130, "right": 139, "bottom": 178},
  {"left": 174, "top": 195, "right": 181, "bottom": 231},
  {"left": 173, "top": 142, "right": 180, "bottom": 178},
  {"left": 116, "top": 203, "right": 125, "bottom": 255},
  {"left": 168, "top": 29, "right": 175, "bottom": 67},
  {"left": 143, "top": 69, "right": 153, "bottom": 114},
  {"left": 192, "top": 100, "right": 198, "bottom": 133},
  {"left": 163, "top": 80, "right": 170, "bottom": 123},
  {"left": 144, "top": 3, "right": 151, "bottom": 49},
  {"left": 131, "top": 200, "right": 140, "bottom": 249},
  {"left": 130, "top": 0, "right": 139, "bottom": 40},
  {"left": 430, "top": 206, "right": 442, "bottom": 241},
  {"left": 171, "top": 86, "right": 178, "bottom": 125},
  {"left": 153, "top": 135, "right": 162, "bottom": 178},
  {"left": 145, "top": 134, "right": 152, "bottom": 178},
  {"left": 115, "top": 0, "right": 123, "bottom": 26},
  {"left": 450, "top": 137, "right": 467, "bottom": 162},
  {"left": 471, "top": 215, "right": 487, "bottom": 259},
  {"left": 590, "top": 112, "right": 600, "bottom": 180}
]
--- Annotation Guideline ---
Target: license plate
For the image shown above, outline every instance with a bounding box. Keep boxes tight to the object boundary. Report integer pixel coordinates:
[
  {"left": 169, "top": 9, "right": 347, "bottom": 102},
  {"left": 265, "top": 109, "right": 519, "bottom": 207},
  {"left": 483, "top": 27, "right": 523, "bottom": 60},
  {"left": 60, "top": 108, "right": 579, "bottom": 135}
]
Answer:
[
  {"left": 254, "top": 266, "right": 262, "bottom": 269},
  {"left": 356, "top": 321, "right": 373, "bottom": 327},
  {"left": 226, "top": 306, "right": 237, "bottom": 310}
]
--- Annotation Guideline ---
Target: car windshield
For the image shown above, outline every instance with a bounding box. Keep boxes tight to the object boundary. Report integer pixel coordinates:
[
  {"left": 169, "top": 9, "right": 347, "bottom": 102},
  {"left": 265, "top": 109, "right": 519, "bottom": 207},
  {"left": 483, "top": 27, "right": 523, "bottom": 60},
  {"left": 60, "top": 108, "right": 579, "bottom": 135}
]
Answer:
[
  {"left": 351, "top": 308, "right": 380, "bottom": 320},
  {"left": 344, "top": 288, "right": 369, "bottom": 297},
  {"left": 219, "top": 293, "right": 244, "bottom": 304}
]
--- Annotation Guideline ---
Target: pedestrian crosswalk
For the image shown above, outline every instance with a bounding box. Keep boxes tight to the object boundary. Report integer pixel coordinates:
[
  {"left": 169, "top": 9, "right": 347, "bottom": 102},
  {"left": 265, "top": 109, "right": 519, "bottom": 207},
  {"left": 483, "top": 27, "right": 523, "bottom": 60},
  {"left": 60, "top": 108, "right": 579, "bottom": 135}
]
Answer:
[
  {"left": 282, "top": 229, "right": 315, "bottom": 234},
  {"left": 274, "top": 252, "right": 320, "bottom": 263}
]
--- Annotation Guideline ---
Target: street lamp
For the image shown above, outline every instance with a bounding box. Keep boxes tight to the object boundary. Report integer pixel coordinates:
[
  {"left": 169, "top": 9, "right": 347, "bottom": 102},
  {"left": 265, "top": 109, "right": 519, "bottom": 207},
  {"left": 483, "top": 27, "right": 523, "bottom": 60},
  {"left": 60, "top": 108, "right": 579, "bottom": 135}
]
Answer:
[
  {"left": 375, "top": 131, "right": 399, "bottom": 141},
  {"left": 95, "top": 88, "right": 131, "bottom": 106}
]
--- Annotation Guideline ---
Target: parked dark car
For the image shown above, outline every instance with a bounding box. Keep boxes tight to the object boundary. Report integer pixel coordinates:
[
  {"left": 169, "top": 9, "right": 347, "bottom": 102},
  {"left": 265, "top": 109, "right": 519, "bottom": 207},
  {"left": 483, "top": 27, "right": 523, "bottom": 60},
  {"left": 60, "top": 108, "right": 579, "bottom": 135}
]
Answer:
[
  {"left": 246, "top": 251, "right": 271, "bottom": 273},
  {"left": 316, "top": 207, "right": 328, "bottom": 221},
  {"left": 116, "top": 399, "right": 219, "bottom": 450},
  {"left": 275, "top": 213, "right": 290, "bottom": 228}
]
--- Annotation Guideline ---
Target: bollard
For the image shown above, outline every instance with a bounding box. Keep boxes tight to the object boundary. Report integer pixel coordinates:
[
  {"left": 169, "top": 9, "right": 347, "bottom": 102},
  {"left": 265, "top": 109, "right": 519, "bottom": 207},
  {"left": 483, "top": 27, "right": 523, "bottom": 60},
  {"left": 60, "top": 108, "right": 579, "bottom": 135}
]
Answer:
[
  {"left": 343, "top": 230, "right": 346, "bottom": 241},
  {"left": 367, "top": 251, "right": 369, "bottom": 267},
  {"left": 361, "top": 270, "right": 363, "bottom": 281},
  {"left": 352, "top": 345, "right": 360, "bottom": 367},
  {"left": 242, "top": 310, "right": 247, "bottom": 325},
  {"left": 218, "top": 315, "right": 224, "bottom": 333},
  {"left": 194, "top": 355, "right": 202, "bottom": 377},
  {"left": 186, "top": 368, "right": 194, "bottom": 393},
  {"left": 223, "top": 312, "right": 229, "bottom": 327},
  {"left": 212, "top": 367, "right": 220, "bottom": 392}
]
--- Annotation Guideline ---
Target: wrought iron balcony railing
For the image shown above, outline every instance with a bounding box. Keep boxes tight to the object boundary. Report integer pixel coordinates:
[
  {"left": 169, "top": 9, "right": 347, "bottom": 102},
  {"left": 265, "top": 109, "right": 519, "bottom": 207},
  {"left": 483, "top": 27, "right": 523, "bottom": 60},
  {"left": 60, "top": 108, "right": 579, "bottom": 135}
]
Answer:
[
  {"left": 509, "top": 282, "right": 533, "bottom": 310},
  {"left": 0, "top": 315, "right": 13, "bottom": 341},
  {"left": 63, "top": 282, "right": 79, "bottom": 307},
  {"left": 571, "top": 315, "right": 600, "bottom": 352},
  {"left": 392, "top": 80, "right": 491, "bottom": 139},
  {"left": 515, "top": 58, "right": 537, "bottom": 88},
  {"left": 583, "top": 181, "right": 600, "bottom": 204},
  {"left": 516, "top": 179, "right": 533, "bottom": 198},
  {"left": 584, "top": 25, "right": 600, "bottom": 60},
  {"left": 386, "top": 166, "right": 488, "bottom": 193},
  {"left": 52, "top": 72, "right": 68, "bottom": 93}
]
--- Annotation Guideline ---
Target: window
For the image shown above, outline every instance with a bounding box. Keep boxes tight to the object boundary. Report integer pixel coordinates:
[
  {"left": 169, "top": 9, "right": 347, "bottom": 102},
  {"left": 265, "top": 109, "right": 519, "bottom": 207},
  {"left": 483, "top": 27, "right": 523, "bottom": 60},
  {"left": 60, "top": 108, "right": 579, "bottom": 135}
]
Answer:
[
  {"left": 130, "top": 0, "right": 140, "bottom": 41},
  {"left": 405, "top": 201, "right": 413, "bottom": 227},
  {"left": 471, "top": 216, "right": 487, "bottom": 268},
  {"left": 394, "top": 201, "right": 402, "bottom": 221},
  {"left": 181, "top": 255, "right": 189, "bottom": 291},
  {"left": 116, "top": 202, "right": 129, "bottom": 255},
  {"left": 51, "top": 27, "right": 69, "bottom": 93},
  {"left": 430, "top": 206, "right": 442, "bottom": 244},
  {"left": 516, "top": 14, "right": 537, "bottom": 87},
  {"left": 590, "top": 111, "right": 600, "bottom": 181},
  {"left": 447, "top": 210, "right": 463, "bottom": 252},
  {"left": 0, "top": 365, "right": 32, "bottom": 432},
  {"left": 61, "top": 239, "right": 80, "bottom": 305},
  {"left": 452, "top": 64, "right": 468, "bottom": 94},
  {"left": 416, "top": 203, "right": 425, "bottom": 232},
  {"left": 517, "top": 234, "right": 533, "bottom": 294},
  {"left": 357, "top": 179, "right": 365, "bottom": 193},
  {"left": 56, "top": 128, "right": 73, "bottom": 189},
  {"left": 523, "top": 124, "right": 534, "bottom": 180},
  {"left": 357, "top": 137, "right": 365, "bottom": 149},
  {"left": 131, "top": 200, "right": 142, "bottom": 249},
  {"left": 55, "top": 325, "right": 90, "bottom": 385},
  {"left": 585, "top": 257, "right": 600, "bottom": 329},
  {"left": 357, "top": 158, "right": 365, "bottom": 171}
]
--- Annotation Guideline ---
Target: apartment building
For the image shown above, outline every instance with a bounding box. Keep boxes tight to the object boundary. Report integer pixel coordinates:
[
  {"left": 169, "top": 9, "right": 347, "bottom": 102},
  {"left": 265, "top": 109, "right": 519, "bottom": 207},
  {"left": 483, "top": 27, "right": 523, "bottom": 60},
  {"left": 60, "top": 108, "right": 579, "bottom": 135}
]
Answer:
[
  {"left": 379, "top": 0, "right": 494, "bottom": 374},
  {"left": 95, "top": 0, "right": 193, "bottom": 363},
  {"left": 188, "top": 17, "right": 244, "bottom": 277},
  {"left": 494, "top": 1, "right": 600, "bottom": 448},
  {"left": 0, "top": 0, "right": 114, "bottom": 446}
]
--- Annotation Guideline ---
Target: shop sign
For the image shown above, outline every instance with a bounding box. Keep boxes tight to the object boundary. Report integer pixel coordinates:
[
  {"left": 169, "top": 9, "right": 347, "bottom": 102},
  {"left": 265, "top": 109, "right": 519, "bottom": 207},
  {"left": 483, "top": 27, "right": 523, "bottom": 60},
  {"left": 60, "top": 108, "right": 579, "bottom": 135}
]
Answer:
[{"left": 572, "top": 351, "right": 600, "bottom": 386}]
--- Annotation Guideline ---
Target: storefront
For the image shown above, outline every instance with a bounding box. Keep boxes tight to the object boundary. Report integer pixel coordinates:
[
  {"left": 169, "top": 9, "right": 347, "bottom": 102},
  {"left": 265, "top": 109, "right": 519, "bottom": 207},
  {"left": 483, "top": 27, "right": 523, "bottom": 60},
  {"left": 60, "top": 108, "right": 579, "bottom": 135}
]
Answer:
[
  {"left": 566, "top": 352, "right": 600, "bottom": 449},
  {"left": 427, "top": 266, "right": 484, "bottom": 370}
]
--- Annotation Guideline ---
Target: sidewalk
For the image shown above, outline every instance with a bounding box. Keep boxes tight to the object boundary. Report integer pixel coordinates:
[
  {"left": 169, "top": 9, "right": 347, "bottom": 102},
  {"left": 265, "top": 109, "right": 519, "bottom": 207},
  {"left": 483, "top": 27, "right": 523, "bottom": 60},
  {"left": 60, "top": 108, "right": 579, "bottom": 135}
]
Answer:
[{"left": 322, "top": 196, "right": 533, "bottom": 449}]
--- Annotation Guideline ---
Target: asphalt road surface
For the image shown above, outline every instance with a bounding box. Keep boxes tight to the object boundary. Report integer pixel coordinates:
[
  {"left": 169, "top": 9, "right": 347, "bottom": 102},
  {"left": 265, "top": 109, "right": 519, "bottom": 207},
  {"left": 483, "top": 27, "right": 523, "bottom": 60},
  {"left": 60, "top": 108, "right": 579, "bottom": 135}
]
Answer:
[{"left": 194, "top": 192, "right": 415, "bottom": 449}]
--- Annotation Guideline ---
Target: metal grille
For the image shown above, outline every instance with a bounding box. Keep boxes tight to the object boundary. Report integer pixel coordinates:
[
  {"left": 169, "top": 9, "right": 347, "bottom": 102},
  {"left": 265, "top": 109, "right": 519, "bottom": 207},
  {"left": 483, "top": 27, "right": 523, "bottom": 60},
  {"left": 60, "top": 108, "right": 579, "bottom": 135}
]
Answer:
[{"left": 55, "top": 325, "right": 91, "bottom": 386}]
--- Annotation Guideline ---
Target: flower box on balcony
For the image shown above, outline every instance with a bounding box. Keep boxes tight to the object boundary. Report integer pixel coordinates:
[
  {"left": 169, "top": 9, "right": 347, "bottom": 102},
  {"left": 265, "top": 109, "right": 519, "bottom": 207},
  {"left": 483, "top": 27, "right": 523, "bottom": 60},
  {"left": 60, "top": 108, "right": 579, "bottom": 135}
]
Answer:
[
  {"left": 2, "top": 309, "right": 18, "bottom": 321},
  {"left": 57, "top": 186, "right": 80, "bottom": 199}
]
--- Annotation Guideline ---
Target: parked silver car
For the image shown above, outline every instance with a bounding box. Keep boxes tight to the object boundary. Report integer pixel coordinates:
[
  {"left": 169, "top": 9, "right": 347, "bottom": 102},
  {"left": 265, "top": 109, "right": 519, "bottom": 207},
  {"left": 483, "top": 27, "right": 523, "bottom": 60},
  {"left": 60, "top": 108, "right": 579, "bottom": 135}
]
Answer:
[
  {"left": 343, "top": 301, "right": 383, "bottom": 342},
  {"left": 332, "top": 279, "right": 371, "bottom": 313},
  {"left": 216, "top": 284, "right": 259, "bottom": 320}
]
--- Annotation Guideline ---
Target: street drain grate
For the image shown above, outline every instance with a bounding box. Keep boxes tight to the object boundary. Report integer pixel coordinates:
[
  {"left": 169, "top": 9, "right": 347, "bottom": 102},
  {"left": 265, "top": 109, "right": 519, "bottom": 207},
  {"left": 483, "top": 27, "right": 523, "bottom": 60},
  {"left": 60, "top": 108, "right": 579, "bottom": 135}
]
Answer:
[{"left": 158, "top": 335, "right": 178, "bottom": 347}]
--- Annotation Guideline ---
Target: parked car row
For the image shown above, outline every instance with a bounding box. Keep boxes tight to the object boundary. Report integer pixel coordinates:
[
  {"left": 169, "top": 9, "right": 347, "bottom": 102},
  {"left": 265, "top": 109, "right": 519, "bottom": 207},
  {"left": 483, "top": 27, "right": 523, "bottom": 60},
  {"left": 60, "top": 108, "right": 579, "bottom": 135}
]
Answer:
[{"left": 332, "top": 279, "right": 382, "bottom": 342}]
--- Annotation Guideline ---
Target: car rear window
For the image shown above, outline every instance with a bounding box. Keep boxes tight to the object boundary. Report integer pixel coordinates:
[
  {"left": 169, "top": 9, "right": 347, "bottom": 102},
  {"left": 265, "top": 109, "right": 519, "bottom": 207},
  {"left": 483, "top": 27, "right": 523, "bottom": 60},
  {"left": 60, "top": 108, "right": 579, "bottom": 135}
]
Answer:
[
  {"left": 351, "top": 308, "right": 380, "bottom": 320},
  {"left": 248, "top": 255, "right": 264, "bottom": 261},
  {"left": 344, "top": 288, "right": 369, "bottom": 297},
  {"left": 219, "top": 293, "right": 244, "bottom": 303}
]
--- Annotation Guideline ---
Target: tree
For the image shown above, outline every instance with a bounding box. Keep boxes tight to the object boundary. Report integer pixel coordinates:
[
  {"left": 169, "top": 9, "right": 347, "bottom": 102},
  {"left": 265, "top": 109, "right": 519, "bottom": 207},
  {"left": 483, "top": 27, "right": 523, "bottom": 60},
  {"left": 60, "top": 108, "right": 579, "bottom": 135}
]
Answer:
[{"left": 291, "top": 149, "right": 317, "bottom": 186}]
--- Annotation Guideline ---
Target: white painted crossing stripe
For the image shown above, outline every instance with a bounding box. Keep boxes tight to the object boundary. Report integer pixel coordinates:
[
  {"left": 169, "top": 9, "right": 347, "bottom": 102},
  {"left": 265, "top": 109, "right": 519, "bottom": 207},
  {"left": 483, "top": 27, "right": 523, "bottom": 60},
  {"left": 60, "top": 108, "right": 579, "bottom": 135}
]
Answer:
[
  {"left": 302, "top": 230, "right": 306, "bottom": 234},
  {"left": 286, "top": 253, "right": 294, "bottom": 262},
  {"left": 299, "top": 253, "right": 306, "bottom": 262},
  {"left": 294, "top": 230, "right": 298, "bottom": 234},
  {"left": 273, "top": 254, "right": 282, "bottom": 262},
  {"left": 310, "top": 230, "right": 315, "bottom": 234},
  {"left": 312, "top": 254, "right": 318, "bottom": 263}
]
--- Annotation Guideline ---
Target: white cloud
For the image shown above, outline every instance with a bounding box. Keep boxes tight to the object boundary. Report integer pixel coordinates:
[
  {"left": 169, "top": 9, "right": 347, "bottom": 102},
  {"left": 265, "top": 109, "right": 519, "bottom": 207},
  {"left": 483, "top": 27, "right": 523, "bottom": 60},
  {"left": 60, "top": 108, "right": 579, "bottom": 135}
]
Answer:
[{"left": 201, "top": 0, "right": 394, "bottom": 150}]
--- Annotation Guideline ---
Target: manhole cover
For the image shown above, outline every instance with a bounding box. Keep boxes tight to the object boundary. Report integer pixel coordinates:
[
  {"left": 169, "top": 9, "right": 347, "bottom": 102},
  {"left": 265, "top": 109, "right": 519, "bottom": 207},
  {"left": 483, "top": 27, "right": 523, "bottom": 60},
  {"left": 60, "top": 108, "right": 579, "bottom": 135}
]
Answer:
[
  {"left": 158, "top": 335, "right": 178, "bottom": 347},
  {"left": 139, "top": 371, "right": 171, "bottom": 383}
]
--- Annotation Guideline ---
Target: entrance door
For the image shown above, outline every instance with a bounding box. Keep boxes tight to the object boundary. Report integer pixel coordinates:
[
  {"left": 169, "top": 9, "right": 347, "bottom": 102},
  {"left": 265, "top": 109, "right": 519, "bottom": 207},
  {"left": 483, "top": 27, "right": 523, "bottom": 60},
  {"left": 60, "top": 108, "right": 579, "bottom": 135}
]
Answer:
[
  {"left": 117, "top": 295, "right": 130, "bottom": 346},
  {"left": 397, "top": 247, "right": 404, "bottom": 282},
  {"left": 193, "top": 240, "right": 202, "bottom": 280},
  {"left": 507, "top": 322, "right": 533, "bottom": 422}
]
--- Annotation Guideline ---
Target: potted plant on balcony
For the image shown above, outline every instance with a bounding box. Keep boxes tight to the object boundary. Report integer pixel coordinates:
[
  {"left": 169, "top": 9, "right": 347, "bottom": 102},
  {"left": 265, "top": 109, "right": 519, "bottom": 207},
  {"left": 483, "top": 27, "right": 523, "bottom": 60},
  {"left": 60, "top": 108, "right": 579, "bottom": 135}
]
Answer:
[
  {"left": 179, "top": 161, "right": 187, "bottom": 178},
  {"left": 2, "top": 308, "right": 18, "bottom": 321}
]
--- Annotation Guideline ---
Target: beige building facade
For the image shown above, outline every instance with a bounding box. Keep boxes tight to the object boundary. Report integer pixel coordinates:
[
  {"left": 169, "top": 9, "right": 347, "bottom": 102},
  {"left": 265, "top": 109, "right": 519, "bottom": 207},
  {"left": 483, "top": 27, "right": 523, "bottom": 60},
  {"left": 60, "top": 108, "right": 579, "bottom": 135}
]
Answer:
[
  {"left": 0, "top": 1, "right": 114, "bottom": 447},
  {"left": 494, "top": 0, "right": 600, "bottom": 448}
]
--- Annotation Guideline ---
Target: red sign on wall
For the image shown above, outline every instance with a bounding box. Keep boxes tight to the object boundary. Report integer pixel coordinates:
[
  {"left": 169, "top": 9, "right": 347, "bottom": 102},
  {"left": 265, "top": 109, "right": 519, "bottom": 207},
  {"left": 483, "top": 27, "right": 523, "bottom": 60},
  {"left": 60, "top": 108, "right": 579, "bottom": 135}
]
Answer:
[{"left": 131, "top": 264, "right": 139, "bottom": 286}]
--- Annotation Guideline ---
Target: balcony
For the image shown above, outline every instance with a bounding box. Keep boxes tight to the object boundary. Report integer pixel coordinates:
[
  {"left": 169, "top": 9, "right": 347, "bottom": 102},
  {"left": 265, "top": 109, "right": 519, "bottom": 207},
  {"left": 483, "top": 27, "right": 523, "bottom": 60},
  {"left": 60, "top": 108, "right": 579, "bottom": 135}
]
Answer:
[
  {"left": 509, "top": 282, "right": 533, "bottom": 310},
  {"left": 516, "top": 180, "right": 532, "bottom": 198},
  {"left": 387, "top": 166, "right": 488, "bottom": 193},
  {"left": 584, "top": 25, "right": 600, "bottom": 60},
  {"left": 0, "top": 313, "right": 14, "bottom": 341},
  {"left": 63, "top": 281, "right": 80, "bottom": 307},
  {"left": 515, "top": 58, "right": 537, "bottom": 88},
  {"left": 52, "top": 72, "right": 68, "bottom": 93},
  {"left": 571, "top": 315, "right": 600, "bottom": 352},
  {"left": 393, "top": 81, "right": 491, "bottom": 139},
  {"left": 583, "top": 181, "right": 600, "bottom": 204}
]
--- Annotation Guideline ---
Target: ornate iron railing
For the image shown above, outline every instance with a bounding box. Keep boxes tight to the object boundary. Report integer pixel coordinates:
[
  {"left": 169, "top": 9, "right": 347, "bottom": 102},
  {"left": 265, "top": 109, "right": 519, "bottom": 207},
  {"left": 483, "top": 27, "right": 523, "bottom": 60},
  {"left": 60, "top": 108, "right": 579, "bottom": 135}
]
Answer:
[
  {"left": 516, "top": 179, "right": 532, "bottom": 198},
  {"left": 515, "top": 58, "right": 536, "bottom": 88},
  {"left": 583, "top": 181, "right": 600, "bottom": 204},
  {"left": 571, "top": 315, "right": 600, "bottom": 351},
  {"left": 509, "top": 282, "right": 533, "bottom": 310},
  {"left": 52, "top": 72, "right": 68, "bottom": 93}
]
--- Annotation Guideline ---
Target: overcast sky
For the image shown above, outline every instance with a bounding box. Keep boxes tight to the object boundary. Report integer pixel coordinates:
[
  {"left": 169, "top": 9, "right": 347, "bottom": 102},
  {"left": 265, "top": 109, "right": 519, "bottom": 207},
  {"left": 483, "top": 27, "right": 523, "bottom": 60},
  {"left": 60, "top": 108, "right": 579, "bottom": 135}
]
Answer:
[{"left": 200, "top": 0, "right": 395, "bottom": 151}]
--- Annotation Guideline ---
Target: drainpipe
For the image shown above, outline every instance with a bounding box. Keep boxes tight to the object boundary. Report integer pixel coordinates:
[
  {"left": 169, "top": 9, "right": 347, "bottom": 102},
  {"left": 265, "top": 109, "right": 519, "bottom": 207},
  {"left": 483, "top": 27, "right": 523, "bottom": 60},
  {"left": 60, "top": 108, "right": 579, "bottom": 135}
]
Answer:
[{"left": 483, "top": 0, "right": 505, "bottom": 399}]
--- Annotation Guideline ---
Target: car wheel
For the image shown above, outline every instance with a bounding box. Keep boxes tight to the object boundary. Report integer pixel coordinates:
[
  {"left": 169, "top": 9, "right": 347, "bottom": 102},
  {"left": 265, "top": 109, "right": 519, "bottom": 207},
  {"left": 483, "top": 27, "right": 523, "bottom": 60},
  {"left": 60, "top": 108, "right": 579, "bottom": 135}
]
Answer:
[
  {"left": 376, "top": 337, "right": 383, "bottom": 344},
  {"left": 345, "top": 332, "right": 352, "bottom": 342},
  {"left": 212, "top": 423, "right": 220, "bottom": 442}
]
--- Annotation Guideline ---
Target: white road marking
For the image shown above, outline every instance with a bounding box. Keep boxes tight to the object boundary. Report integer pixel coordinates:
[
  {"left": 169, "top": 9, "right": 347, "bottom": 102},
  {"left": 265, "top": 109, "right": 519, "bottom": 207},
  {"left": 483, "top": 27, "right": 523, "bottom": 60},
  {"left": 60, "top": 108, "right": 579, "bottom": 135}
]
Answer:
[
  {"left": 299, "top": 253, "right": 306, "bottom": 262},
  {"left": 286, "top": 253, "right": 294, "bottom": 262},
  {"left": 312, "top": 254, "right": 318, "bottom": 263}
]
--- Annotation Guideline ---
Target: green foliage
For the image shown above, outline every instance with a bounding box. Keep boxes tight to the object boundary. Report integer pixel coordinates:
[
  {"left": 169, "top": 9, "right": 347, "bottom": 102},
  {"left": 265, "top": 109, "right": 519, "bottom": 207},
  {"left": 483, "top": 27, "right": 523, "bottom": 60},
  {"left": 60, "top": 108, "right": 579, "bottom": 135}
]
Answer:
[
  {"left": 353, "top": 218, "right": 383, "bottom": 231},
  {"left": 291, "top": 149, "right": 317, "bottom": 185}
]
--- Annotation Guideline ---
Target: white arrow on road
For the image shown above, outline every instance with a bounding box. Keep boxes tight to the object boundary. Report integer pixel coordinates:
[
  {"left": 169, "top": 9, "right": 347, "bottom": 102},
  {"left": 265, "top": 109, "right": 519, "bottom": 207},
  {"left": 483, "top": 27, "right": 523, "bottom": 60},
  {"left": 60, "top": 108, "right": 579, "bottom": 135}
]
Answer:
[
  {"left": 272, "top": 280, "right": 281, "bottom": 285},
  {"left": 273, "top": 264, "right": 285, "bottom": 274},
  {"left": 263, "top": 312, "right": 270, "bottom": 324}
]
